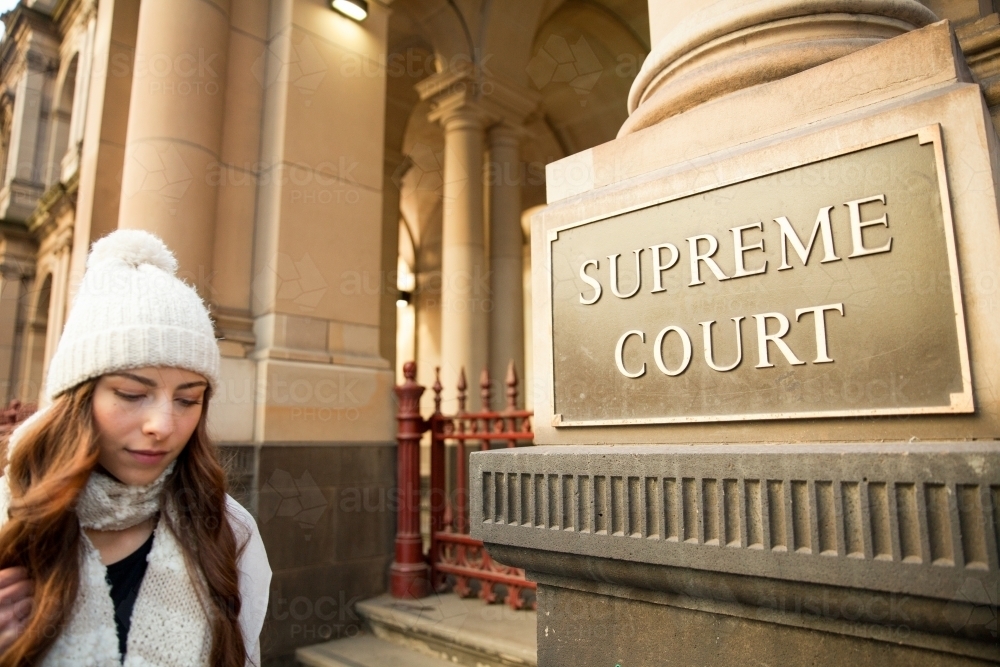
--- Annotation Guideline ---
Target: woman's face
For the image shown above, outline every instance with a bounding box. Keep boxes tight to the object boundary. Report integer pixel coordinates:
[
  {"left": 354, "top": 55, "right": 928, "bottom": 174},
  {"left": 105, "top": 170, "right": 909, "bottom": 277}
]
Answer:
[{"left": 92, "top": 367, "right": 208, "bottom": 486}]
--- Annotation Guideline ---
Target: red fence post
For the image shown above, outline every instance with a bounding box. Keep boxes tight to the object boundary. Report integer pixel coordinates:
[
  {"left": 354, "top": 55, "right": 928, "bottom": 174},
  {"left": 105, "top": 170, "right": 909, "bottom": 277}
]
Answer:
[
  {"left": 455, "top": 368, "right": 469, "bottom": 534},
  {"left": 428, "top": 368, "right": 446, "bottom": 590},
  {"left": 390, "top": 362, "right": 430, "bottom": 598}
]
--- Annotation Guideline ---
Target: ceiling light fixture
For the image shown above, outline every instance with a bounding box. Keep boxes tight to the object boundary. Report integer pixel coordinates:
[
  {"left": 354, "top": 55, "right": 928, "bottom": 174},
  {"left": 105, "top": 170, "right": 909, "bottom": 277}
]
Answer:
[{"left": 332, "top": 0, "right": 368, "bottom": 21}]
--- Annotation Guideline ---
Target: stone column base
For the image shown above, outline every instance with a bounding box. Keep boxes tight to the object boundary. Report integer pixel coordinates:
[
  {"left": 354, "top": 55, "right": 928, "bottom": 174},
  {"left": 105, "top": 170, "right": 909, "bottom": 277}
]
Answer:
[{"left": 472, "top": 444, "right": 999, "bottom": 665}]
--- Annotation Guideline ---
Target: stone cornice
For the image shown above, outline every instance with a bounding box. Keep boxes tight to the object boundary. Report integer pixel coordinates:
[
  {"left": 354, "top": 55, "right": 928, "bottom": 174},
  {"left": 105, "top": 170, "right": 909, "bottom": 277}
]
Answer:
[
  {"left": 26, "top": 172, "right": 78, "bottom": 242},
  {"left": 0, "top": 218, "right": 37, "bottom": 279},
  {"left": 0, "top": 6, "right": 60, "bottom": 81},
  {"left": 416, "top": 64, "right": 541, "bottom": 129},
  {"left": 956, "top": 13, "right": 1000, "bottom": 109},
  {"left": 52, "top": 0, "right": 96, "bottom": 36}
]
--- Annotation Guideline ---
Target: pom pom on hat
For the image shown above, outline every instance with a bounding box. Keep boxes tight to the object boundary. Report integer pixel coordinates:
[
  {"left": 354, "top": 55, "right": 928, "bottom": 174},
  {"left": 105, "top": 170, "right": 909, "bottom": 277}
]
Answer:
[
  {"left": 87, "top": 229, "right": 179, "bottom": 274},
  {"left": 43, "top": 230, "right": 220, "bottom": 398}
]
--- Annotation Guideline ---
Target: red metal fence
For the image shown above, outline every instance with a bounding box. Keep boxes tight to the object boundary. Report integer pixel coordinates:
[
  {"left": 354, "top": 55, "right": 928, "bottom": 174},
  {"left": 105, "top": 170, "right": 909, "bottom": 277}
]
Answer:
[{"left": 390, "top": 361, "right": 536, "bottom": 609}]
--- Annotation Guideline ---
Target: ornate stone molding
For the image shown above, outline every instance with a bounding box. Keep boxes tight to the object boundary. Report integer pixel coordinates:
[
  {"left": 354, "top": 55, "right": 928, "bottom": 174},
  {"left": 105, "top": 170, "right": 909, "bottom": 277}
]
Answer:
[
  {"left": 956, "top": 13, "right": 1000, "bottom": 111},
  {"left": 621, "top": 0, "right": 938, "bottom": 135},
  {"left": 471, "top": 444, "right": 998, "bottom": 604}
]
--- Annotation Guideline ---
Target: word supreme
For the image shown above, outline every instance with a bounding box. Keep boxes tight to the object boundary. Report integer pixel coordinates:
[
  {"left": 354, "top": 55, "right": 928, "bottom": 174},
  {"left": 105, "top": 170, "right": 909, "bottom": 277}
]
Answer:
[
  {"left": 574, "top": 195, "right": 893, "bottom": 378},
  {"left": 578, "top": 195, "right": 890, "bottom": 302}
]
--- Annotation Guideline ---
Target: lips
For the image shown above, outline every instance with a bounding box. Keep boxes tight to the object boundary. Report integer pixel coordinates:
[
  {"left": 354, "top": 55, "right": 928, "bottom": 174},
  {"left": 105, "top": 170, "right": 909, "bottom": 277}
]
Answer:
[{"left": 126, "top": 449, "right": 169, "bottom": 465}]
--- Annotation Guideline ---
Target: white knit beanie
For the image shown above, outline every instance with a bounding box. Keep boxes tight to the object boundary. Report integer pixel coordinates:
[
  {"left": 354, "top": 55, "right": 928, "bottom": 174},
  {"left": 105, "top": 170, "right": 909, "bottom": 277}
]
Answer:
[{"left": 43, "top": 230, "right": 220, "bottom": 399}]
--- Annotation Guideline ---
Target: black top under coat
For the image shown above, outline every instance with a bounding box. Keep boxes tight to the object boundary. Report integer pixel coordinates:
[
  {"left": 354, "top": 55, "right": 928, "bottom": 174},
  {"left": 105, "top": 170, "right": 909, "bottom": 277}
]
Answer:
[{"left": 104, "top": 531, "right": 155, "bottom": 660}]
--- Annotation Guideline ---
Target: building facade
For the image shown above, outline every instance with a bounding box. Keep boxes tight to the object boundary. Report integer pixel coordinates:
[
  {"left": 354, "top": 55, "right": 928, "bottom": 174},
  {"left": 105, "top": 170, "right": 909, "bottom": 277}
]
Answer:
[{"left": 0, "top": 0, "right": 997, "bottom": 665}]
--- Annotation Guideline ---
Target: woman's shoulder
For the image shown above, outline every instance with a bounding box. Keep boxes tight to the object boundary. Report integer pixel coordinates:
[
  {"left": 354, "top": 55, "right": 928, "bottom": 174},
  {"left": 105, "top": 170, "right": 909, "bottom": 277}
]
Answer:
[
  {"left": 225, "top": 494, "right": 271, "bottom": 663},
  {"left": 224, "top": 494, "right": 270, "bottom": 573},
  {"left": 224, "top": 495, "right": 257, "bottom": 541},
  {"left": 226, "top": 493, "right": 267, "bottom": 562}
]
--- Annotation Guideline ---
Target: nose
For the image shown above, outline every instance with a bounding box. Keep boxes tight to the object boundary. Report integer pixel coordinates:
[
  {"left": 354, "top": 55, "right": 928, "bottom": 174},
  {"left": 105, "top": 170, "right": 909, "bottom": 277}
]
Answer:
[{"left": 141, "top": 396, "right": 176, "bottom": 441}]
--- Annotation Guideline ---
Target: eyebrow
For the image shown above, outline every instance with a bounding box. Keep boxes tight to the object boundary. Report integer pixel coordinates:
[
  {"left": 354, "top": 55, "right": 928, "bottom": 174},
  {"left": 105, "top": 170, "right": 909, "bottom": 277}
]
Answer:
[{"left": 108, "top": 372, "right": 208, "bottom": 391}]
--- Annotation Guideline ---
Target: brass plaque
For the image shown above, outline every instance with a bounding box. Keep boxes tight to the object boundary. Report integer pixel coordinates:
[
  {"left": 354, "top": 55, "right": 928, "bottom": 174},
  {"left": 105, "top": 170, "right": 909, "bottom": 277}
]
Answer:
[{"left": 548, "top": 127, "right": 972, "bottom": 426}]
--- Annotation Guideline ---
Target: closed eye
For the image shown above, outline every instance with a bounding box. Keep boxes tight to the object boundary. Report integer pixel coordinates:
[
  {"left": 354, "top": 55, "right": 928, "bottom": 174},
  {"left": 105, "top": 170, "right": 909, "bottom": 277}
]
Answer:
[{"left": 113, "top": 391, "right": 145, "bottom": 402}]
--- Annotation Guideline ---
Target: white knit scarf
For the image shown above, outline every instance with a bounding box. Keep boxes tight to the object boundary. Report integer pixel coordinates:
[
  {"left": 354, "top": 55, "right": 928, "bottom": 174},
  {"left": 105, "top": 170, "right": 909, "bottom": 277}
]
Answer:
[{"left": 37, "top": 465, "right": 213, "bottom": 667}]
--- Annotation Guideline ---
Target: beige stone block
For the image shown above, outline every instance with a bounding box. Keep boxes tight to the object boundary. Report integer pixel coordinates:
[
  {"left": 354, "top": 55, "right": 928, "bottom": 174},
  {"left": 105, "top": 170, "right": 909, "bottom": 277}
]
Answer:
[
  {"left": 280, "top": 313, "right": 329, "bottom": 352},
  {"left": 255, "top": 358, "right": 394, "bottom": 442},
  {"left": 230, "top": 0, "right": 269, "bottom": 40},
  {"left": 219, "top": 30, "right": 266, "bottom": 169},
  {"left": 277, "top": 25, "right": 387, "bottom": 191},
  {"left": 208, "top": 355, "right": 256, "bottom": 443},
  {"left": 328, "top": 320, "right": 380, "bottom": 357},
  {"left": 211, "top": 166, "right": 256, "bottom": 311},
  {"left": 217, "top": 339, "right": 246, "bottom": 358},
  {"left": 269, "top": 167, "right": 382, "bottom": 325}
]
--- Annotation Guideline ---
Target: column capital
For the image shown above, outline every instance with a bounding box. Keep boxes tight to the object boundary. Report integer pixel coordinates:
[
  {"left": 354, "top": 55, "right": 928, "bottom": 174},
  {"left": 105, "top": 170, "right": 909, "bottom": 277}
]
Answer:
[
  {"left": 417, "top": 64, "right": 540, "bottom": 129},
  {"left": 623, "top": 0, "right": 938, "bottom": 135}
]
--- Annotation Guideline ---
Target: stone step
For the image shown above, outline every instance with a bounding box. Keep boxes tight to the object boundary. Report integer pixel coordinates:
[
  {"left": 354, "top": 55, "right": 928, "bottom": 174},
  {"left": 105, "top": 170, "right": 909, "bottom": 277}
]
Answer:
[
  {"left": 296, "top": 592, "right": 537, "bottom": 667},
  {"left": 296, "top": 633, "right": 456, "bottom": 667}
]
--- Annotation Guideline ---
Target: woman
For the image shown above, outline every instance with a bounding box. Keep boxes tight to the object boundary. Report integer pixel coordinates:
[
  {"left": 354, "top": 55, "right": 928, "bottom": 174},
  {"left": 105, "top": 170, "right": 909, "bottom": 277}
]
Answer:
[{"left": 0, "top": 230, "right": 270, "bottom": 666}]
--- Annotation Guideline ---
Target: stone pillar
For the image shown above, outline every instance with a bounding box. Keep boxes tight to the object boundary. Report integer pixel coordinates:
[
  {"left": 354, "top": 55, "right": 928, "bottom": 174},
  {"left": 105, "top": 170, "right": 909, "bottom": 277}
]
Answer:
[
  {"left": 417, "top": 69, "right": 538, "bottom": 408},
  {"left": 487, "top": 124, "right": 524, "bottom": 397},
  {"left": 117, "top": 0, "right": 230, "bottom": 294},
  {"left": 68, "top": 0, "right": 143, "bottom": 303},
  {"left": 437, "top": 106, "right": 489, "bottom": 406},
  {"left": 623, "top": 0, "right": 938, "bottom": 135},
  {"left": 0, "top": 232, "right": 35, "bottom": 403},
  {"left": 61, "top": 8, "right": 97, "bottom": 181},
  {"left": 0, "top": 51, "right": 52, "bottom": 220}
]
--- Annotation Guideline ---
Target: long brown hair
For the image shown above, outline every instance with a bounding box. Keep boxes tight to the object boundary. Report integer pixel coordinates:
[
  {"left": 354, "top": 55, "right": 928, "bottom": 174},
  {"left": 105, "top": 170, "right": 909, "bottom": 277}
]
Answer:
[{"left": 0, "top": 380, "right": 248, "bottom": 667}]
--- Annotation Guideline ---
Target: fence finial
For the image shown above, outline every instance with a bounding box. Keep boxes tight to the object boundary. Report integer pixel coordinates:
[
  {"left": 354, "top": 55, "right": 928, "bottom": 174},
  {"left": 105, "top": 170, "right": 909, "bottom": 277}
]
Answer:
[
  {"left": 480, "top": 367, "right": 492, "bottom": 412},
  {"left": 505, "top": 360, "right": 518, "bottom": 412},
  {"left": 457, "top": 367, "right": 467, "bottom": 414},
  {"left": 433, "top": 366, "right": 443, "bottom": 415}
]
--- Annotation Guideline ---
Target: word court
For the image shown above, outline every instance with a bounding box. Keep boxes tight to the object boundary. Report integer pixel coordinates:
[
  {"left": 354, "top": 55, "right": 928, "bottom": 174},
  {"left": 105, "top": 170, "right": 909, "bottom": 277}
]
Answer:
[{"left": 546, "top": 133, "right": 970, "bottom": 424}]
